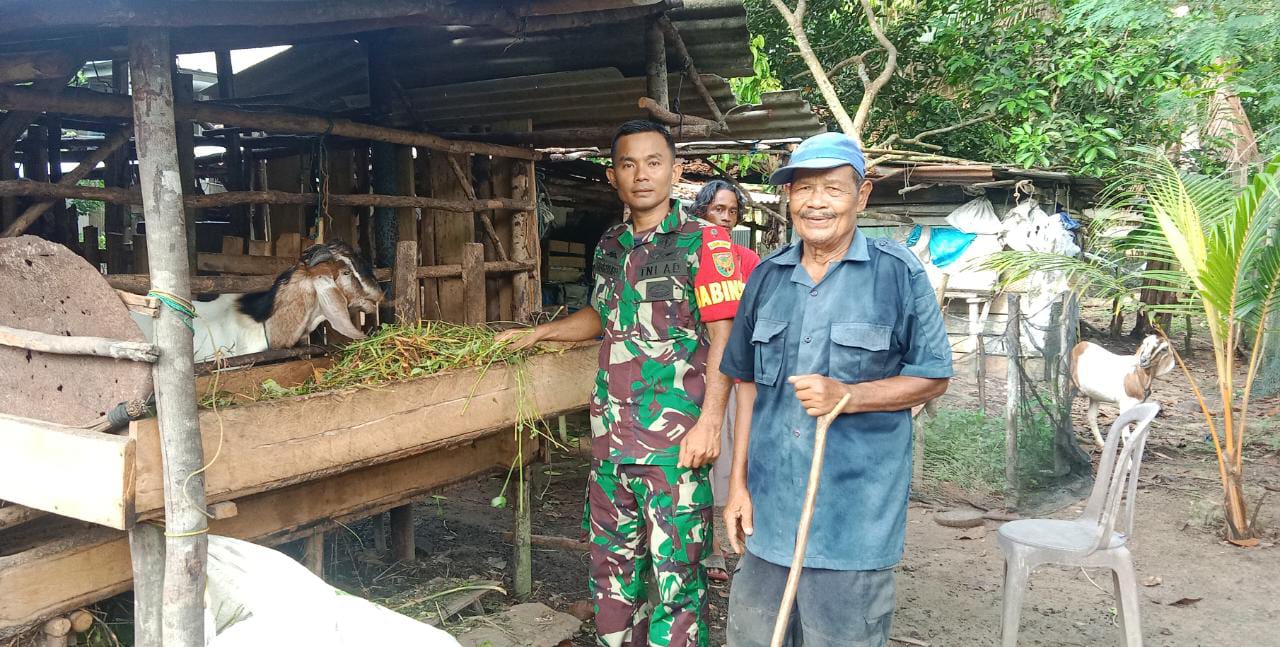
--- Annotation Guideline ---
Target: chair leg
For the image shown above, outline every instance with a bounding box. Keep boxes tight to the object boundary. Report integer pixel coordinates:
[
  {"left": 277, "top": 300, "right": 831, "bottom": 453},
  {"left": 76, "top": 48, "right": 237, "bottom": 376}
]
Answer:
[
  {"left": 1000, "top": 558, "right": 1030, "bottom": 647},
  {"left": 1111, "top": 562, "right": 1144, "bottom": 647}
]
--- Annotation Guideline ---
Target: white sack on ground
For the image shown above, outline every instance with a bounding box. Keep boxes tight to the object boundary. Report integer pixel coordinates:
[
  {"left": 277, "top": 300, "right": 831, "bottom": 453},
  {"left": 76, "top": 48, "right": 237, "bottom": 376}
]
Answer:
[{"left": 204, "top": 535, "right": 462, "bottom": 647}]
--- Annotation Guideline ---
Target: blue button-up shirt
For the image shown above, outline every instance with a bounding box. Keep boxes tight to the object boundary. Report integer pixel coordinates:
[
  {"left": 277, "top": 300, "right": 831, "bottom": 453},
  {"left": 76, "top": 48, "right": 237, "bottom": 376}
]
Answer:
[{"left": 720, "top": 229, "right": 953, "bottom": 571}]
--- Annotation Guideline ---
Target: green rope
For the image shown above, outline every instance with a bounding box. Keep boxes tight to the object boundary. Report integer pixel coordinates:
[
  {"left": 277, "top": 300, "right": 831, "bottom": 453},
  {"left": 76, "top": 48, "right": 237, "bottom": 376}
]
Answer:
[{"left": 148, "top": 290, "right": 197, "bottom": 332}]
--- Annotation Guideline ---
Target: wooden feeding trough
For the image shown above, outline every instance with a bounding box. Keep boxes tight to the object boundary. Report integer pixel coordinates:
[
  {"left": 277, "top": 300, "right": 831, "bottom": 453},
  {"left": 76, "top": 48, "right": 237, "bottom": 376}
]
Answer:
[{"left": 0, "top": 341, "right": 599, "bottom": 638}]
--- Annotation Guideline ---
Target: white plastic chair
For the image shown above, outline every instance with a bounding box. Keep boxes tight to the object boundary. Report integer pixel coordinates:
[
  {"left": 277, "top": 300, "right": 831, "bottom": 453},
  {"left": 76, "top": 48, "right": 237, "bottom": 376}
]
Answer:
[{"left": 997, "top": 402, "right": 1160, "bottom": 647}]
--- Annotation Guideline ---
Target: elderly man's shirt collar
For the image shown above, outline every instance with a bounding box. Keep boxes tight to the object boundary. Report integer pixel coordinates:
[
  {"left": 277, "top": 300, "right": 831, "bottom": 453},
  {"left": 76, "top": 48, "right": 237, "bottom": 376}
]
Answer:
[{"left": 770, "top": 227, "right": 871, "bottom": 267}]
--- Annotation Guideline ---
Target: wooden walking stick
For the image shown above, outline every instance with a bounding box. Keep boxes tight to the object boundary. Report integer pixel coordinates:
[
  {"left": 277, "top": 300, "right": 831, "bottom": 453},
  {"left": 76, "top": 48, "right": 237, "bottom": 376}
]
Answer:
[{"left": 769, "top": 392, "right": 851, "bottom": 647}]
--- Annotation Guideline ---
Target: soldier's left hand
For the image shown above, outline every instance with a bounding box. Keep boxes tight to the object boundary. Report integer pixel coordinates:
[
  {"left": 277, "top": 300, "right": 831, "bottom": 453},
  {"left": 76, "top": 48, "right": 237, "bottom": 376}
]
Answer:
[
  {"left": 788, "top": 374, "right": 853, "bottom": 417},
  {"left": 678, "top": 418, "right": 721, "bottom": 468}
]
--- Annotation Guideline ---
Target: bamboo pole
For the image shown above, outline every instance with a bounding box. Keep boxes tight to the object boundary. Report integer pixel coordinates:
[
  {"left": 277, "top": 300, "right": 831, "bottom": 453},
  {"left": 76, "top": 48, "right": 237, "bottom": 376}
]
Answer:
[
  {"left": 2, "top": 128, "right": 132, "bottom": 237},
  {"left": 129, "top": 28, "right": 206, "bottom": 647},
  {"left": 0, "top": 85, "right": 538, "bottom": 160}
]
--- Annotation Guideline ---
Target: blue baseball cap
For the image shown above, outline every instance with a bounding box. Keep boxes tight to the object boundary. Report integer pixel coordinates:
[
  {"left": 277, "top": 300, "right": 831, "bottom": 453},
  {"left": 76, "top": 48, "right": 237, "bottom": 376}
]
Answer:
[{"left": 768, "top": 132, "right": 865, "bottom": 185}]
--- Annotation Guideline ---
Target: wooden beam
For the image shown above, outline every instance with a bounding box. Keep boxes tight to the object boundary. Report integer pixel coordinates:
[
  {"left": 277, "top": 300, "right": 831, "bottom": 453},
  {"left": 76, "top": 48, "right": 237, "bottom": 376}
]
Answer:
[
  {"left": 0, "top": 181, "right": 533, "bottom": 213},
  {"left": 105, "top": 260, "right": 535, "bottom": 294},
  {"left": 195, "top": 251, "right": 294, "bottom": 275},
  {"left": 511, "top": 154, "right": 540, "bottom": 323},
  {"left": 1, "top": 128, "right": 132, "bottom": 238},
  {"left": 0, "top": 413, "right": 135, "bottom": 530},
  {"left": 394, "top": 240, "right": 420, "bottom": 324},
  {"left": 445, "top": 125, "right": 714, "bottom": 147},
  {"left": 638, "top": 96, "right": 720, "bottom": 131},
  {"left": 0, "top": 74, "right": 79, "bottom": 157},
  {"left": 0, "top": 503, "right": 46, "bottom": 531},
  {"left": 0, "top": 51, "right": 79, "bottom": 85},
  {"left": 644, "top": 16, "right": 669, "bottom": 111},
  {"left": 129, "top": 28, "right": 205, "bottom": 647},
  {"left": 0, "top": 85, "right": 539, "bottom": 160},
  {"left": 0, "top": 324, "right": 157, "bottom": 363},
  {"left": 657, "top": 15, "right": 725, "bottom": 126}
]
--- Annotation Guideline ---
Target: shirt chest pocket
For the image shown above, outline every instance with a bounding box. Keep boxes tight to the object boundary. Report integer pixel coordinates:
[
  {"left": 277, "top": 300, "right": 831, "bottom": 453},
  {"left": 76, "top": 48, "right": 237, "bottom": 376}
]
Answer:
[
  {"left": 829, "top": 322, "right": 893, "bottom": 382},
  {"left": 752, "top": 319, "right": 788, "bottom": 387}
]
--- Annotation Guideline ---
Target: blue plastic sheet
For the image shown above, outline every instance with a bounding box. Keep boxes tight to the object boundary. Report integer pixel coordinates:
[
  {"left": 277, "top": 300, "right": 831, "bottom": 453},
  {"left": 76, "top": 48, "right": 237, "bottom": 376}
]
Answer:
[{"left": 927, "top": 226, "right": 977, "bottom": 268}]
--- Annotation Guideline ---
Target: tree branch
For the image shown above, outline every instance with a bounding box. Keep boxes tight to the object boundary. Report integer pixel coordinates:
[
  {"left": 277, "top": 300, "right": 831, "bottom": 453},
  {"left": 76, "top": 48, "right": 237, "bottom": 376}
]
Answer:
[
  {"left": 768, "top": 0, "right": 857, "bottom": 136},
  {"left": 851, "top": 0, "right": 897, "bottom": 140},
  {"left": 827, "top": 48, "right": 878, "bottom": 80}
]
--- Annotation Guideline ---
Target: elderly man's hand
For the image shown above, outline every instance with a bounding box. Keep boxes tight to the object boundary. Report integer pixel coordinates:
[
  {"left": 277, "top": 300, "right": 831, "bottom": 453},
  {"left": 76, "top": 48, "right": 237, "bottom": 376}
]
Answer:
[
  {"left": 495, "top": 326, "right": 546, "bottom": 351},
  {"left": 788, "top": 374, "right": 854, "bottom": 417},
  {"left": 723, "top": 484, "right": 754, "bottom": 554},
  {"left": 677, "top": 418, "right": 721, "bottom": 468}
]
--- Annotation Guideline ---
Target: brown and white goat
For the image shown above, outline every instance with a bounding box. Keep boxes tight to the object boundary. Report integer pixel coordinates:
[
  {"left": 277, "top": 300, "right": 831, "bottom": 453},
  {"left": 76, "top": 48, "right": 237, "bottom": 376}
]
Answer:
[
  {"left": 132, "top": 241, "right": 384, "bottom": 362},
  {"left": 1070, "top": 335, "right": 1175, "bottom": 448}
]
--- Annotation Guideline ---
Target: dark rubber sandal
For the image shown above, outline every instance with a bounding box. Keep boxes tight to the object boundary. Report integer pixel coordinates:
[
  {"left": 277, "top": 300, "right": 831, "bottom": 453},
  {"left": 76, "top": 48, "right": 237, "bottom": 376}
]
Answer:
[{"left": 703, "top": 553, "right": 730, "bottom": 582}]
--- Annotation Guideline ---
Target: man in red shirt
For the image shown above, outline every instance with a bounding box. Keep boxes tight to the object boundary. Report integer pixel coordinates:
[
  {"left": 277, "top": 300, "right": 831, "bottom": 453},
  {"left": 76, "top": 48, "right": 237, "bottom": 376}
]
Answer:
[{"left": 689, "top": 179, "right": 760, "bottom": 582}]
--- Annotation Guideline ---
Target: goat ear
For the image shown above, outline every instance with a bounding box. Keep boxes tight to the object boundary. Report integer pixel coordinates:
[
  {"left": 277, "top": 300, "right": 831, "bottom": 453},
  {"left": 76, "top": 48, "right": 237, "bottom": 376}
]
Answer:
[
  {"left": 302, "top": 245, "right": 335, "bottom": 267},
  {"left": 1156, "top": 350, "right": 1177, "bottom": 377},
  {"left": 314, "top": 276, "right": 367, "bottom": 340}
]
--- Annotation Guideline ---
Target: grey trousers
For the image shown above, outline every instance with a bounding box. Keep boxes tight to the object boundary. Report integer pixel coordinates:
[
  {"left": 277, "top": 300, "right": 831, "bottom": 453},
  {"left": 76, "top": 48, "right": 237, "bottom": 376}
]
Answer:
[
  {"left": 727, "top": 551, "right": 896, "bottom": 647},
  {"left": 711, "top": 384, "right": 738, "bottom": 506}
]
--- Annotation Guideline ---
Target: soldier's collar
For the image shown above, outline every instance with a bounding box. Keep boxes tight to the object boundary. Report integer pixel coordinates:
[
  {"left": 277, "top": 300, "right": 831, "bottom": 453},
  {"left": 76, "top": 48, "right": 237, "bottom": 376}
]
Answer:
[{"left": 623, "top": 199, "right": 684, "bottom": 247}]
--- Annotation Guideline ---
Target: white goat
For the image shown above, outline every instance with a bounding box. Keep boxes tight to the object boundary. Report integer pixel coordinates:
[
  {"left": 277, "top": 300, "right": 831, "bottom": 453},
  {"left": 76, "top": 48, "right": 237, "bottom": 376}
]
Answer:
[
  {"left": 133, "top": 241, "right": 384, "bottom": 362},
  {"left": 1070, "top": 334, "right": 1175, "bottom": 448}
]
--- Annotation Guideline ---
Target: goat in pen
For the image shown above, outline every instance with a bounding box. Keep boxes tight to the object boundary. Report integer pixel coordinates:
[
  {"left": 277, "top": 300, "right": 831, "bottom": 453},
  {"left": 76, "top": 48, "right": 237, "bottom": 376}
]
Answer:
[
  {"left": 132, "top": 241, "right": 384, "bottom": 362},
  {"left": 1070, "top": 334, "right": 1175, "bottom": 448}
]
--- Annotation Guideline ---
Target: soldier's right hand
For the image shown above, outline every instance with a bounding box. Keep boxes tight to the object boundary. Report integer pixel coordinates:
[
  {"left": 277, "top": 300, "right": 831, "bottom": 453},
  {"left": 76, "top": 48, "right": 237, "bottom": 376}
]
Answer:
[
  {"left": 495, "top": 326, "right": 546, "bottom": 350},
  {"left": 724, "top": 485, "right": 754, "bottom": 555}
]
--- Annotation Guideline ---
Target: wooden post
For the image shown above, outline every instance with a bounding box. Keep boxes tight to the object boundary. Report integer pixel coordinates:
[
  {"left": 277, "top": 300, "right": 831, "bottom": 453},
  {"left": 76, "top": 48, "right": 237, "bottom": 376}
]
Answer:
[
  {"left": 1055, "top": 293, "right": 1090, "bottom": 473},
  {"left": 461, "top": 242, "right": 486, "bottom": 325},
  {"left": 396, "top": 146, "right": 417, "bottom": 245},
  {"left": 302, "top": 532, "right": 325, "bottom": 577},
  {"left": 105, "top": 60, "right": 131, "bottom": 274},
  {"left": 214, "top": 50, "right": 250, "bottom": 239},
  {"left": 39, "top": 617, "right": 72, "bottom": 647},
  {"left": 373, "top": 513, "right": 388, "bottom": 552},
  {"left": 45, "top": 116, "right": 76, "bottom": 248},
  {"left": 389, "top": 504, "right": 416, "bottom": 563},
  {"left": 511, "top": 151, "right": 540, "bottom": 322},
  {"left": 514, "top": 461, "right": 532, "bottom": 599},
  {"left": 2, "top": 128, "right": 132, "bottom": 238},
  {"left": 644, "top": 16, "right": 669, "bottom": 110},
  {"left": 0, "top": 148, "right": 15, "bottom": 231},
  {"left": 128, "top": 523, "right": 165, "bottom": 647},
  {"left": 394, "top": 239, "right": 420, "bottom": 324},
  {"left": 1004, "top": 295, "right": 1021, "bottom": 510},
  {"left": 82, "top": 226, "right": 99, "bottom": 270},
  {"left": 130, "top": 27, "right": 207, "bottom": 647},
  {"left": 173, "top": 72, "right": 198, "bottom": 271}
]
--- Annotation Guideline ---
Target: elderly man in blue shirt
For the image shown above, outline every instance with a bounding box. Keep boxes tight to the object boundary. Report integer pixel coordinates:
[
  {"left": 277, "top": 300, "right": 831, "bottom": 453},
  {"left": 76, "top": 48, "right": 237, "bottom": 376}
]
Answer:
[{"left": 719, "top": 132, "right": 953, "bottom": 647}]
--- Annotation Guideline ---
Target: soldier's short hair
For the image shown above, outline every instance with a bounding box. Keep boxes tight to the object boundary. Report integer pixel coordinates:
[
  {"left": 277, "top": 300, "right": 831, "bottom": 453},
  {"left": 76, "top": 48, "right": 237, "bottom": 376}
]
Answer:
[{"left": 611, "top": 120, "right": 677, "bottom": 160}]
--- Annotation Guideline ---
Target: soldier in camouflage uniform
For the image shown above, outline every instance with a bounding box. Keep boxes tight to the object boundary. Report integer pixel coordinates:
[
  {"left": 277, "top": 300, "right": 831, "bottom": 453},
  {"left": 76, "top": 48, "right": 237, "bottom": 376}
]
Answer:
[{"left": 499, "top": 121, "right": 745, "bottom": 647}]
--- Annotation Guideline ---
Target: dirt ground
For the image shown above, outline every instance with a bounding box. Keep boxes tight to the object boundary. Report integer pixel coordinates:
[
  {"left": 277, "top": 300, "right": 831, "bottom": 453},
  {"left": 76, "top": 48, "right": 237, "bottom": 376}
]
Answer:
[
  {"left": 61, "top": 308, "right": 1280, "bottom": 646},
  {"left": 348, "top": 308, "right": 1280, "bottom": 647}
]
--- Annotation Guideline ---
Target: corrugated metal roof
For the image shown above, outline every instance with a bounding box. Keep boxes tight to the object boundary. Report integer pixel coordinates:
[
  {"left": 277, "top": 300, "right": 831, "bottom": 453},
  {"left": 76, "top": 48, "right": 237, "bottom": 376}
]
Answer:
[{"left": 190, "top": 1, "right": 822, "bottom": 142}]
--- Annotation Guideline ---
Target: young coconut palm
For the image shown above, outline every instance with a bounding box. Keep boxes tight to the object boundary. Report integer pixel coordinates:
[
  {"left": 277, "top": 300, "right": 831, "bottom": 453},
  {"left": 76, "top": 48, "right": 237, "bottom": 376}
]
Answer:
[{"left": 985, "top": 150, "right": 1280, "bottom": 544}]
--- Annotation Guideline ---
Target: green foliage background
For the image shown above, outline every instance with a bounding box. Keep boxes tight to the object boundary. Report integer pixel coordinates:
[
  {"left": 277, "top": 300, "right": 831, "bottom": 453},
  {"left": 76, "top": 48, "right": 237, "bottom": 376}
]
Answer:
[{"left": 742, "top": 0, "right": 1280, "bottom": 175}]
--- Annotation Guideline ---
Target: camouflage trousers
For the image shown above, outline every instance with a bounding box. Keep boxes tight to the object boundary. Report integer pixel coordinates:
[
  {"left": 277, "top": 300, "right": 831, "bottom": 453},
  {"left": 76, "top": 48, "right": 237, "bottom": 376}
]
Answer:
[{"left": 588, "top": 461, "right": 714, "bottom": 647}]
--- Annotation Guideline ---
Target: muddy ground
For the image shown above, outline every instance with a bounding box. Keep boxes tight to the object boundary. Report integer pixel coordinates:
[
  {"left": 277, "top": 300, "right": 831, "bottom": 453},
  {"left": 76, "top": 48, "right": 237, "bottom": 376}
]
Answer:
[{"left": 60, "top": 309, "right": 1280, "bottom": 646}]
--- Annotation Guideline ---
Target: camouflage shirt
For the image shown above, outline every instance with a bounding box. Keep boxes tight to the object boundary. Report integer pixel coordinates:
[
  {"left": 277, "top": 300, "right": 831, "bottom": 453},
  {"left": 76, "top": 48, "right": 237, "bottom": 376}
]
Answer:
[{"left": 590, "top": 200, "right": 746, "bottom": 465}]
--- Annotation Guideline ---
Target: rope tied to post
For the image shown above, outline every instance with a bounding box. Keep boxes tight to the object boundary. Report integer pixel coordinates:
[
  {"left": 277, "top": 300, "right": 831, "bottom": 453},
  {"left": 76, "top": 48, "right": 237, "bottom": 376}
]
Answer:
[{"left": 147, "top": 290, "right": 197, "bottom": 332}]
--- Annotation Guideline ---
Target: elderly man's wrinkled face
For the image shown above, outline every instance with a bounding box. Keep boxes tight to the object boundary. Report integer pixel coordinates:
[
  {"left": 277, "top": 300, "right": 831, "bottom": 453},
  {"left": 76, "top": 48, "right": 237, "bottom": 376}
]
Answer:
[
  {"left": 787, "top": 165, "right": 872, "bottom": 250},
  {"left": 706, "top": 189, "right": 741, "bottom": 229}
]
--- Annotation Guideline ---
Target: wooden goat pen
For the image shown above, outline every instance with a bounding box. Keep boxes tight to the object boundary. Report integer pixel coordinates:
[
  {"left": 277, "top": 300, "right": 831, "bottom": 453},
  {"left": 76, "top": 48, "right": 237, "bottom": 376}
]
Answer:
[{"left": 0, "top": 38, "right": 563, "bottom": 641}]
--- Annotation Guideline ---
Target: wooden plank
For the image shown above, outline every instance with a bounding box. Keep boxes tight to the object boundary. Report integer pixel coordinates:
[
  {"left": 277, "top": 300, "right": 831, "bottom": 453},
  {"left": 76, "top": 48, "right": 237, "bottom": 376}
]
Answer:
[
  {"left": 0, "top": 414, "right": 135, "bottom": 529},
  {"left": 0, "top": 503, "right": 45, "bottom": 531},
  {"left": 0, "top": 430, "right": 528, "bottom": 640},
  {"left": 106, "top": 261, "right": 534, "bottom": 295},
  {"left": 302, "top": 533, "right": 324, "bottom": 576},
  {"left": 430, "top": 152, "right": 473, "bottom": 323},
  {"left": 197, "top": 251, "right": 293, "bottom": 275},
  {"left": 511, "top": 156, "right": 540, "bottom": 322},
  {"left": 491, "top": 158, "right": 515, "bottom": 321},
  {"left": 275, "top": 232, "right": 302, "bottom": 260},
  {"left": 396, "top": 146, "right": 417, "bottom": 245},
  {"left": 220, "top": 235, "right": 245, "bottom": 255},
  {"left": 326, "top": 147, "right": 356, "bottom": 245},
  {"left": 247, "top": 239, "right": 271, "bottom": 256},
  {"left": 394, "top": 239, "right": 420, "bottom": 324},
  {"left": 131, "top": 344, "right": 599, "bottom": 516},
  {"left": 195, "top": 356, "right": 333, "bottom": 403},
  {"left": 266, "top": 155, "right": 303, "bottom": 239},
  {"left": 461, "top": 242, "right": 486, "bottom": 325}
]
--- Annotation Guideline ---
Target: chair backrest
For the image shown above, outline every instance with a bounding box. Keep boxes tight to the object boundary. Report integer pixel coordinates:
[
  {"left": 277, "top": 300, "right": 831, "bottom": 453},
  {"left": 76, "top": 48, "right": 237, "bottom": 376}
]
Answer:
[{"left": 1079, "top": 402, "right": 1160, "bottom": 552}]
